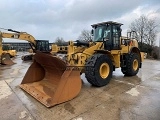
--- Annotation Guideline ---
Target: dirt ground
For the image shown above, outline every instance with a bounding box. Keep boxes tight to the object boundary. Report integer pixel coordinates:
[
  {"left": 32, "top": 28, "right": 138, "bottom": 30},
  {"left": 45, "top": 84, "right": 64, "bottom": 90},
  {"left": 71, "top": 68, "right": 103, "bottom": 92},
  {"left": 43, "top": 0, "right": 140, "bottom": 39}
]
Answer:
[{"left": 0, "top": 52, "right": 160, "bottom": 120}]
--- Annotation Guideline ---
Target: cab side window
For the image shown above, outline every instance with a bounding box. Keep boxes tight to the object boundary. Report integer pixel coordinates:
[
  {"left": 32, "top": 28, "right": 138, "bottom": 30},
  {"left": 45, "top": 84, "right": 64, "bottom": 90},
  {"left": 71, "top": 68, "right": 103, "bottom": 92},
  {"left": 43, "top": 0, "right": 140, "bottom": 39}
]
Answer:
[{"left": 112, "top": 25, "right": 120, "bottom": 49}]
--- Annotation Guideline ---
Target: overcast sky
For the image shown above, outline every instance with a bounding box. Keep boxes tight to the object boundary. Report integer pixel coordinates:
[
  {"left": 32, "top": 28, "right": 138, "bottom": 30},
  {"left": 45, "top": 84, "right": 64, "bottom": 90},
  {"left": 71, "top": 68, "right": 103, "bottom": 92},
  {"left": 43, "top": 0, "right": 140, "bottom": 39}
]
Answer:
[{"left": 0, "top": 0, "right": 160, "bottom": 45}]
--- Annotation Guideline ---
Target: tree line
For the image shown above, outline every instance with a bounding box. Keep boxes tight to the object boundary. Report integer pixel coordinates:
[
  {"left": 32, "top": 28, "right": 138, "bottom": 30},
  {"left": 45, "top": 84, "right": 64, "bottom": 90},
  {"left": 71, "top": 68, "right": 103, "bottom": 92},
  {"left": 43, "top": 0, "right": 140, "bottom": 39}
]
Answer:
[
  {"left": 129, "top": 15, "right": 159, "bottom": 59},
  {"left": 54, "top": 15, "right": 160, "bottom": 59}
]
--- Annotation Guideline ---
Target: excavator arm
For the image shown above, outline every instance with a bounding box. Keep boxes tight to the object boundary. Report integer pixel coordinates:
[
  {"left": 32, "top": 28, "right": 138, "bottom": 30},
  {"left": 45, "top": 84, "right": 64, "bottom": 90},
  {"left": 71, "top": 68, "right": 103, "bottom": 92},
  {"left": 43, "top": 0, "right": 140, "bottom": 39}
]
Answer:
[
  {"left": 0, "top": 29, "right": 50, "bottom": 64},
  {"left": 0, "top": 29, "right": 36, "bottom": 52}
]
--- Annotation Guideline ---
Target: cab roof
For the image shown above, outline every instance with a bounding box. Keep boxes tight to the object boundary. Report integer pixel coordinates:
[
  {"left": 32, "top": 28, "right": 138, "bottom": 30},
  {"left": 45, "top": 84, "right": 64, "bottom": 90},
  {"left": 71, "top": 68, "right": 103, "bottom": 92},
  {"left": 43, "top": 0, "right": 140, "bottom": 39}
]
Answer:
[{"left": 91, "top": 21, "right": 123, "bottom": 27}]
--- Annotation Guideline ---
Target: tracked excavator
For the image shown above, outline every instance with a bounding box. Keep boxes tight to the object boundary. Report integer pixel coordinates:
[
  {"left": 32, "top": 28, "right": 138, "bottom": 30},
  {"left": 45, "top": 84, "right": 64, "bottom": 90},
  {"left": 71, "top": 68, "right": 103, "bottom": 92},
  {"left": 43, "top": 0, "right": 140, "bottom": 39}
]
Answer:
[
  {"left": 0, "top": 29, "right": 50, "bottom": 65},
  {"left": 20, "top": 21, "right": 144, "bottom": 107}
]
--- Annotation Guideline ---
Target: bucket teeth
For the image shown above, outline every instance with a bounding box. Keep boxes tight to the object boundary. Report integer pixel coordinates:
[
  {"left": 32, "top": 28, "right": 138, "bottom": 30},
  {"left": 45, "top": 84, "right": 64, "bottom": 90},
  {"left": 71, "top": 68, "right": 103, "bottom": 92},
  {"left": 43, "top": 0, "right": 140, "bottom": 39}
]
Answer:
[{"left": 20, "top": 52, "right": 82, "bottom": 107}]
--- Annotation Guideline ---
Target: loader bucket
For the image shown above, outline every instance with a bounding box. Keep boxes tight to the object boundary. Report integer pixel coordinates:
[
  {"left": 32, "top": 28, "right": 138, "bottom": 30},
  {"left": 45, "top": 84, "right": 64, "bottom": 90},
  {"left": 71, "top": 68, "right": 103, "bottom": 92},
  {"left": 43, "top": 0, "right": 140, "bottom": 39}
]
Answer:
[
  {"left": 20, "top": 52, "right": 82, "bottom": 107},
  {"left": 1, "top": 53, "right": 15, "bottom": 65}
]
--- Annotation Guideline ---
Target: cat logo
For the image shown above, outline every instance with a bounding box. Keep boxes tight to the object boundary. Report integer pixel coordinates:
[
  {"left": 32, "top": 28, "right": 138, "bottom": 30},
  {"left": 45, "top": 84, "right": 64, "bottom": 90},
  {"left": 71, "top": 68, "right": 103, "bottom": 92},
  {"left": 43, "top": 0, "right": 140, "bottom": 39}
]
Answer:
[{"left": 12, "top": 34, "right": 20, "bottom": 39}]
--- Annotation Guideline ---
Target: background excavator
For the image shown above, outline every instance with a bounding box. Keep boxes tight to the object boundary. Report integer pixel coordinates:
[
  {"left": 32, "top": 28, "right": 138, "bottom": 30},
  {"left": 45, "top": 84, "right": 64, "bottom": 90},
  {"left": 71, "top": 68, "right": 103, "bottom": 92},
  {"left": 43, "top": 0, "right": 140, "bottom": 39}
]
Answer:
[
  {"left": 20, "top": 21, "right": 144, "bottom": 107},
  {"left": 0, "top": 29, "right": 50, "bottom": 65}
]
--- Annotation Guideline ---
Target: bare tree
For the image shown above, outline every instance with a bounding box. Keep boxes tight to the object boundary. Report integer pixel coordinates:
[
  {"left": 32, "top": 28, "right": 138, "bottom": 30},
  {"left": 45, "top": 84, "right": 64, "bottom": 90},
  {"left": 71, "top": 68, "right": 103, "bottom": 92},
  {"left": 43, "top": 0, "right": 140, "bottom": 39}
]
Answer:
[
  {"left": 78, "top": 29, "right": 92, "bottom": 41},
  {"left": 129, "top": 15, "right": 159, "bottom": 47},
  {"left": 55, "top": 37, "right": 65, "bottom": 45}
]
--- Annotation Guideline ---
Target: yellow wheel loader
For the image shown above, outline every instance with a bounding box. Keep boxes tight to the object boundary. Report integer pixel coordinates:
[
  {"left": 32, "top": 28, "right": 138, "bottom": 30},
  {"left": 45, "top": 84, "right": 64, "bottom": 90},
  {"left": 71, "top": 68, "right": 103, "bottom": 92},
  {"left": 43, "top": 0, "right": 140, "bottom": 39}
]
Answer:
[
  {"left": 50, "top": 43, "right": 77, "bottom": 55},
  {"left": 50, "top": 43, "right": 77, "bottom": 61},
  {"left": 51, "top": 43, "right": 68, "bottom": 54},
  {"left": 2, "top": 44, "right": 17, "bottom": 57},
  {"left": 0, "top": 29, "right": 50, "bottom": 65},
  {"left": 20, "top": 21, "right": 144, "bottom": 107}
]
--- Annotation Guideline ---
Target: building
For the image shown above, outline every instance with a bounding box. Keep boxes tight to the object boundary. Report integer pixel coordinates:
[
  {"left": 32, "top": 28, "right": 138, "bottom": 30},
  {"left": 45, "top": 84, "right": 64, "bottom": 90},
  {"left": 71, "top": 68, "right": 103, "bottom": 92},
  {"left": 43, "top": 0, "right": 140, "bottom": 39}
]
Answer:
[{"left": 2, "top": 42, "right": 53, "bottom": 52}]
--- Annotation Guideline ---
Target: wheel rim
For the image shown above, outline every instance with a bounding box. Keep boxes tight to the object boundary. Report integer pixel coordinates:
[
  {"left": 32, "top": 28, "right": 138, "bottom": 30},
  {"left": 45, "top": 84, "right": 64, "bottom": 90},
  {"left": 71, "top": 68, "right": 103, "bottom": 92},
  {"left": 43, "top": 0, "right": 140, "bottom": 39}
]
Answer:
[
  {"left": 99, "top": 63, "right": 109, "bottom": 79},
  {"left": 133, "top": 59, "right": 138, "bottom": 71}
]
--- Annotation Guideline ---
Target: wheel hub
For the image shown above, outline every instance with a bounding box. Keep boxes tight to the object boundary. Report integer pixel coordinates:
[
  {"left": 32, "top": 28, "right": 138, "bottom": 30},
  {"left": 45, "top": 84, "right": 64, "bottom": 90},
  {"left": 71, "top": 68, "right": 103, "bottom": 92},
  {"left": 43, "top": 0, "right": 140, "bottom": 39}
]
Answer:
[
  {"left": 99, "top": 63, "right": 109, "bottom": 79},
  {"left": 133, "top": 59, "right": 138, "bottom": 71}
]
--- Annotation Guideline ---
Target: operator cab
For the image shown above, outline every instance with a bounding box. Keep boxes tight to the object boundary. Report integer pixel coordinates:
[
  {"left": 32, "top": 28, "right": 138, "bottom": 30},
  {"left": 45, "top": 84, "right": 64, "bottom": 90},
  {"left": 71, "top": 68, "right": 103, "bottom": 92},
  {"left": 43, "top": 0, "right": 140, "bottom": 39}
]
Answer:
[
  {"left": 91, "top": 21, "right": 123, "bottom": 50},
  {"left": 29, "top": 40, "right": 50, "bottom": 53},
  {"left": 36, "top": 40, "right": 50, "bottom": 52}
]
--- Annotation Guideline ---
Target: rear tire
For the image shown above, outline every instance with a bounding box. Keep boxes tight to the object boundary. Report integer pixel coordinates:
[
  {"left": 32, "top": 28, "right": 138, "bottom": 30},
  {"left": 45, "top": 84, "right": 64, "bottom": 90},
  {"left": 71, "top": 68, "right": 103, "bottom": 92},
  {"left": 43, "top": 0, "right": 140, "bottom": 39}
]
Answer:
[
  {"left": 22, "top": 55, "right": 33, "bottom": 61},
  {"left": 121, "top": 53, "right": 140, "bottom": 76},
  {"left": 85, "top": 54, "right": 113, "bottom": 87}
]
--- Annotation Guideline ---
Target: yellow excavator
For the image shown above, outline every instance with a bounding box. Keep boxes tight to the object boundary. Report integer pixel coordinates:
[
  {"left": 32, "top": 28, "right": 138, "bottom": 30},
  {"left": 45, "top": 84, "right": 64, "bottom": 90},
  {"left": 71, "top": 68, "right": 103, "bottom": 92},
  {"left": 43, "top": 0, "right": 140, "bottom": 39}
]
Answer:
[
  {"left": 0, "top": 29, "right": 50, "bottom": 65},
  {"left": 20, "top": 21, "right": 144, "bottom": 107}
]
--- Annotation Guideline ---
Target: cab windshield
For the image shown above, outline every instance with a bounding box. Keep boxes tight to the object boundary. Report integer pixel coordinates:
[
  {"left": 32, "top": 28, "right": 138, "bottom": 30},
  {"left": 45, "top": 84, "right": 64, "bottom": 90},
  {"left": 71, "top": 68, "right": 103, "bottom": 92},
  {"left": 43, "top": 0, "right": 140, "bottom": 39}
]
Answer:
[{"left": 93, "top": 25, "right": 110, "bottom": 42}]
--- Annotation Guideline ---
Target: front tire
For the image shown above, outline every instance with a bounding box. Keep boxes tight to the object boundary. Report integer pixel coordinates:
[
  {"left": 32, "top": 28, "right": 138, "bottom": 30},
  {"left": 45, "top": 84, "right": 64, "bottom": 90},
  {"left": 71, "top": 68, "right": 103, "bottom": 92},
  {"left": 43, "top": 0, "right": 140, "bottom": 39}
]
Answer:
[{"left": 85, "top": 54, "right": 113, "bottom": 87}]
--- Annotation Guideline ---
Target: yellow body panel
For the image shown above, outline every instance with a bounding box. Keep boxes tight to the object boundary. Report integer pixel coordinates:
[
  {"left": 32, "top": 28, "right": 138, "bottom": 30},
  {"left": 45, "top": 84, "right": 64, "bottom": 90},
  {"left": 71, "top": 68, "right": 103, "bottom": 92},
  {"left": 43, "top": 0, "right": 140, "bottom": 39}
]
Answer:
[
  {"left": 50, "top": 43, "right": 77, "bottom": 55},
  {"left": 140, "top": 52, "right": 145, "bottom": 62},
  {"left": 50, "top": 44, "right": 59, "bottom": 54},
  {"left": 3, "top": 50, "right": 17, "bottom": 57},
  {"left": 111, "top": 50, "right": 121, "bottom": 68},
  {"left": 66, "top": 38, "right": 142, "bottom": 73},
  {"left": 67, "top": 42, "right": 103, "bottom": 70}
]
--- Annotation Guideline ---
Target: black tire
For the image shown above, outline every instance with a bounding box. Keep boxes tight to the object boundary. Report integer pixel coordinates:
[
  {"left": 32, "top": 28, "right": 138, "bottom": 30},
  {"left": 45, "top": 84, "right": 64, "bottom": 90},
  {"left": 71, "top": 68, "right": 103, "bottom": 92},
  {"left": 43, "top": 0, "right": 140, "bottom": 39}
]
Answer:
[
  {"left": 121, "top": 53, "right": 140, "bottom": 76},
  {"left": 23, "top": 55, "right": 33, "bottom": 61},
  {"left": 85, "top": 54, "right": 113, "bottom": 87}
]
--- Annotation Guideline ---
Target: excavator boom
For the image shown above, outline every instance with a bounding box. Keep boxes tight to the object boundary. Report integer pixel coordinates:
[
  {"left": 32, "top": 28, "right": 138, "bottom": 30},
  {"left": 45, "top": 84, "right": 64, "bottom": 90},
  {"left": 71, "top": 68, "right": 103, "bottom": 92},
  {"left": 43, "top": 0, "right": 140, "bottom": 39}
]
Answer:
[{"left": 0, "top": 29, "right": 49, "bottom": 65}]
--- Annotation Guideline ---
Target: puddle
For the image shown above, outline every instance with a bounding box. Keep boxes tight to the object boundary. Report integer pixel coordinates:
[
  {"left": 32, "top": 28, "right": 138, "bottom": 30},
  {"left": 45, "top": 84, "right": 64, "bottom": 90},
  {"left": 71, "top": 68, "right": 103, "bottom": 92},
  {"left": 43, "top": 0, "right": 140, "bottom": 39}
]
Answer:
[{"left": 126, "top": 87, "right": 140, "bottom": 97}]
